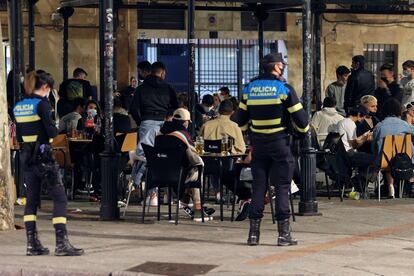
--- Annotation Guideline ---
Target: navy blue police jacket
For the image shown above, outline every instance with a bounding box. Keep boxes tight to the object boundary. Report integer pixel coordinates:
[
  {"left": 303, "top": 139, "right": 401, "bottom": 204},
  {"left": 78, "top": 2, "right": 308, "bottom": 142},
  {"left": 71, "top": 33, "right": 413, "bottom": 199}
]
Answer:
[
  {"left": 237, "top": 74, "right": 309, "bottom": 139},
  {"left": 13, "top": 94, "right": 58, "bottom": 144}
]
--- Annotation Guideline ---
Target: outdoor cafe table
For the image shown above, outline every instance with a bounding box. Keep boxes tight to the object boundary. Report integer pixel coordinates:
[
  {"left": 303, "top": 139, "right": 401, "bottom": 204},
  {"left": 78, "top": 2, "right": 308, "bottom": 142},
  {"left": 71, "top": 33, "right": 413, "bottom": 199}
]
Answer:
[
  {"left": 67, "top": 138, "right": 93, "bottom": 143},
  {"left": 199, "top": 152, "right": 247, "bottom": 221}
]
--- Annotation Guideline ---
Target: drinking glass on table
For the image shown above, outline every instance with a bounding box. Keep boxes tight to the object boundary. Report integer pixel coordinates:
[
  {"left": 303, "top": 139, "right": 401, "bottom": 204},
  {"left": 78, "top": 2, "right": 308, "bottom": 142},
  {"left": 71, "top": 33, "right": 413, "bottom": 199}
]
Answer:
[
  {"left": 221, "top": 135, "right": 228, "bottom": 155},
  {"left": 228, "top": 137, "right": 234, "bottom": 154},
  {"left": 195, "top": 136, "right": 204, "bottom": 155}
]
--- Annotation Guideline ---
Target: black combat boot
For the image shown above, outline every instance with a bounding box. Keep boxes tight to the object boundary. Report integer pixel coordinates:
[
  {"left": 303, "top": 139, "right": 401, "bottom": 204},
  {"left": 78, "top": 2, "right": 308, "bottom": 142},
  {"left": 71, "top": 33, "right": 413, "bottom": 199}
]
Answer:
[
  {"left": 247, "top": 219, "right": 261, "bottom": 246},
  {"left": 26, "top": 230, "right": 50, "bottom": 256},
  {"left": 277, "top": 219, "right": 298, "bottom": 246},
  {"left": 55, "top": 229, "right": 84, "bottom": 256}
]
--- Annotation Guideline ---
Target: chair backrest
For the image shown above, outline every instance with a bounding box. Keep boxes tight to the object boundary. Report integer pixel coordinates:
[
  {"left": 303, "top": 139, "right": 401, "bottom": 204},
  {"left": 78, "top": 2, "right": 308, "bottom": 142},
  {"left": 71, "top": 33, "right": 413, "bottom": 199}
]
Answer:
[
  {"left": 204, "top": 139, "right": 221, "bottom": 153},
  {"left": 326, "top": 138, "right": 351, "bottom": 182},
  {"left": 121, "top": 132, "right": 138, "bottom": 153},
  {"left": 142, "top": 138, "right": 187, "bottom": 188},
  {"left": 380, "top": 134, "right": 412, "bottom": 170},
  {"left": 322, "top": 132, "right": 341, "bottom": 151},
  {"left": 51, "top": 134, "right": 72, "bottom": 167}
]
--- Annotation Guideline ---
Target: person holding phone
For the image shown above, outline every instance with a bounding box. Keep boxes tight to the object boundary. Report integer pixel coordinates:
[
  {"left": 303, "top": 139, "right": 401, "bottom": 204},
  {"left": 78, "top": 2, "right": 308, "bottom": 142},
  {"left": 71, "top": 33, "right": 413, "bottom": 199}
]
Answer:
[
  {"left": 357, "top": 95, "right": 379, "bottom": 153},
  {"left": 333, "top": 106, "right": 375, "bottom": 170}
]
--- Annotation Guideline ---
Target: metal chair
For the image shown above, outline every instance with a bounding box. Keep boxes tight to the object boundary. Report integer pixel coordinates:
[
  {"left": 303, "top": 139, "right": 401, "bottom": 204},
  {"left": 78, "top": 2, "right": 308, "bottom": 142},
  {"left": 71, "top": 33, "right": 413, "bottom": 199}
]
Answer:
[
  {"left": 142, "top": 138, "right": 205, "bottom": 225},
  {"left": 51, "top": 134, "right": 74, "bottom": 199},
  {"left": 117, "top": 132, "right": 138, "bottom": 217},
  {"left": 378, "top": 134, "right": 413, "bottom": 200},
  {"left": 202, "top": 139, "right": 236, "bottom": 221}
]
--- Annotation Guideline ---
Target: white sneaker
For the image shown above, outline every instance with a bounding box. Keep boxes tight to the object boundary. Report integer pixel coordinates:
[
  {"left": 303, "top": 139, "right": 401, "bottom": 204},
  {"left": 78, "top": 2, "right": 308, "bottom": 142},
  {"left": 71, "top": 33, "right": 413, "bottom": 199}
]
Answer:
[{"left": 389, "top": 185, "right": 395, "bottom": 199}]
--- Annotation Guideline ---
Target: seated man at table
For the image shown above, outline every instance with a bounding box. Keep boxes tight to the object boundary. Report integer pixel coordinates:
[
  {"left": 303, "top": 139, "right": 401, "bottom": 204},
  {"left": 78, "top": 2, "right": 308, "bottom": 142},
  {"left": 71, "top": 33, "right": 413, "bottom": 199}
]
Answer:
[
  {"left": 156, "top": 108, "right": 214, "bottom": 221},
  {"left": 200, "top": 99, "right": 246, "bottom": 154},
  {"left": 58, "top": 97, "right": 86, "bottom": 134},
  {"left": 200, "top": 100, "right": 246, "bottom": 202},
  {"left": 332, "top": 106, "right": 375, "bottom": 180}
]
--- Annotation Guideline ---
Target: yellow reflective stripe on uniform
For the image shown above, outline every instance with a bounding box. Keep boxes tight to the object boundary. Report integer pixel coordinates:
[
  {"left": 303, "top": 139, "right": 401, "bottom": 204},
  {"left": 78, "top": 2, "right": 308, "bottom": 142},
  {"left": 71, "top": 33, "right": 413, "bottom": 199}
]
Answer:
[
  {"left": 279, "top": 94, "right": 288, "bottom": 100},
  {"left": 295, "top": 124, "right": 310, "bottom": 133},
  {"left": 250, "top": 126, "right": 286, "bottom": 134},
  {"left": 252, "top": 118, "right": 281, "bottom": 126},
  {"left": 24, "top": 215, "right": 37, "bottom": 222},
  {"left": 287, "top": 103, "right": 303, "bottom": 113},
  {"left": 15, "top": 114, "right": 41, "bottom": 123},
  {"left": 240, "top": 124, "right": 249, "bottom": 131},
  {"left": 243, "top": 94, "right": 248, "bottom": 100},
  {"left": 52, "top": 217, "right": 67, "bottom": 224},
  {"left": 239, "top": 102, "right": 248, "bottom": 110},
  {"left": 247, "top": 98, "right": 282, "bottom": 106},
  {"left": 22, "top": 135, "right": 38, "bottom": 142}
]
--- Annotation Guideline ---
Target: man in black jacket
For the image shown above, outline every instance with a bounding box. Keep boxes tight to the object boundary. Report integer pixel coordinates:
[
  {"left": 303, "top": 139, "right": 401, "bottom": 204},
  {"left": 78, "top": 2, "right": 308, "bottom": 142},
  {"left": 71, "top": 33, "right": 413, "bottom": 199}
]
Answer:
[
  {"left": 130, "top": 61, "right": 178, "bottom": 147},
  {"left": 57, "top": 68, "right": 93, "bottom": 118},
  {"left": 374, "top": 63, "right": 402, "bottom": 119},
  {"left": 344, "top": 55, "right": 375, "bottom": 112}
]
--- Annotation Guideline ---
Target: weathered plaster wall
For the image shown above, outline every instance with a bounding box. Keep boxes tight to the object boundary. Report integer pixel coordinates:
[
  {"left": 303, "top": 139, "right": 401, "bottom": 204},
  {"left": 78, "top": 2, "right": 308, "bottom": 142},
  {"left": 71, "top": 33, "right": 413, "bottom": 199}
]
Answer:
[
  {"left": 320, "top": 14, "right": 414, "bottom": 97},
  {"left": 2, "top": 4, "right": 414, "bottom": 98}
]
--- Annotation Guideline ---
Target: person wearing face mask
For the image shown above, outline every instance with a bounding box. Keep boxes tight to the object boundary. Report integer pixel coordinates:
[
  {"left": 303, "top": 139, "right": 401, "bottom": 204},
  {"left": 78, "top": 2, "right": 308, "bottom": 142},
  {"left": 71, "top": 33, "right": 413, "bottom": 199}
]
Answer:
[
  {"left": 237, "top": 53, "right": 309, "bottom": 247},
  {"left": 14, "top": 70, "right": 84, "bottom": 256},
  {"left": 137, "top": 60, "right": 152, "bottom": 83},
  {"left": 356, "top": 95, "right": 379, "bottom": 154},
  {"left": 219, "top": 87, "right": 231, "bottom": 101},
  {"left": 344, "top": 55, "right": 376, "bottom": 113},
  {"left": 195, "top": 94, "right": 215, "bottom": 131},
  {"left": 79, "top": 100, "right": 102, "bottom": 137},
  {"left": 401, "top": 60, "right": 414, "bottom": 105},
  {"left": 375, "top": 63, "right": 402, "bottom": 119}
]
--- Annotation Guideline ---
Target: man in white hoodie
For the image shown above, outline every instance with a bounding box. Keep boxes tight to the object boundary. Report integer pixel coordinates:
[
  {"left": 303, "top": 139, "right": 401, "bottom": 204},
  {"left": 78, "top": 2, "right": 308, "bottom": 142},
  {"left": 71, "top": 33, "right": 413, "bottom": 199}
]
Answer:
[{"left": 310, "top": 97, "right": 344, "bottom": 146}]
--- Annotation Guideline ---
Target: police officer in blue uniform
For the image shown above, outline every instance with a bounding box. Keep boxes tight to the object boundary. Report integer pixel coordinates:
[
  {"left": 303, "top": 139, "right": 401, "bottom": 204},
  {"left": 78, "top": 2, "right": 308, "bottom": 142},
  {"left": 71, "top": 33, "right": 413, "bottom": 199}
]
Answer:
[
  {"left": 237, "top": 53, "right": 309, "bottom": 246},
  {"left": 14, "top": 70, "right": 84, "bottom": 256}
]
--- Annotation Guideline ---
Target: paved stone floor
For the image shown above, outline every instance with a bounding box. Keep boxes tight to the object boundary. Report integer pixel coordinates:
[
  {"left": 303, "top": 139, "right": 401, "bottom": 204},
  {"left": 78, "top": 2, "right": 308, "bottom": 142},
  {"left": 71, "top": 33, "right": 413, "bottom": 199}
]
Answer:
[{"left": 1, "top": 198, "right": 414, "bottom": 275}]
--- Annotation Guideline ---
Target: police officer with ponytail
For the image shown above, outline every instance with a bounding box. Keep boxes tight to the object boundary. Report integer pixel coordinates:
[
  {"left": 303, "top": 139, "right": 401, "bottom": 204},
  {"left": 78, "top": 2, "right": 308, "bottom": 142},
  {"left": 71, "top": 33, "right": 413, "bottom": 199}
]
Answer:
[
  {"left": 13, "top": 70, "right": 84, "bottom": 256},
  {"left": 237, "top": 53, "right": 309, "bottom": 246}
]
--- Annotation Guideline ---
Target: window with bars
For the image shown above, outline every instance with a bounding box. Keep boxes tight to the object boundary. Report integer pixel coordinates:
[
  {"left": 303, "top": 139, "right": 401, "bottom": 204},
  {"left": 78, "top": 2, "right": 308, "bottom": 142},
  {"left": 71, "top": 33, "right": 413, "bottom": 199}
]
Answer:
[
  {"left": 137, "top": 38, "right": 287, "bottom": 99},
  {"left": 363, "top": 44, "right": 398, "bottom": 80}
]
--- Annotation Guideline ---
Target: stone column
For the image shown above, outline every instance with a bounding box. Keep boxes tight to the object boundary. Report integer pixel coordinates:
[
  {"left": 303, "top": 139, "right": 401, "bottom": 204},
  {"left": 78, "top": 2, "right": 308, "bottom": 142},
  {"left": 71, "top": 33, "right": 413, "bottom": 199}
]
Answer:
[{"left": 0, "top": 23, "right": 15, "bottom": 231}]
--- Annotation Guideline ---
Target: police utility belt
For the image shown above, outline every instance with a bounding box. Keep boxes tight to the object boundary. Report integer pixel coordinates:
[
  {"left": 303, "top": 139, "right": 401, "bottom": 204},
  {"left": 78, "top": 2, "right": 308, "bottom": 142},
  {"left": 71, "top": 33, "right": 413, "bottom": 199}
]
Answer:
[{"left": 22, "top": 139, "right": 62, "bottom": 188}]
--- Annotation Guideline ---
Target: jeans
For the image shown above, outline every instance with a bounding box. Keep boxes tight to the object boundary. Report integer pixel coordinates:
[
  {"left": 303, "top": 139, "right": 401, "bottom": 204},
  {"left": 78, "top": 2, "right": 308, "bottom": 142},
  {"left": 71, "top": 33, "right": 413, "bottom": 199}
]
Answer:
[
  {"left": 134, "top": 120, "right": 164, "bottom": 193},
  {"left": 136, "top": 120, "right": 164, "bottom": 157}
]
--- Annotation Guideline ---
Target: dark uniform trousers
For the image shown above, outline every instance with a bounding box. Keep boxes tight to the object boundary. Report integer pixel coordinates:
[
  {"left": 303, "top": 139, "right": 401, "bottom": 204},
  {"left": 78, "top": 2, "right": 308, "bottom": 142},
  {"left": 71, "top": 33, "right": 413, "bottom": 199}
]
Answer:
[
  {"left": 21, "top": 145, "right": 67, "bottom": 232},
  {"left": 249, "top": 135, "right": 294, "bottom": 221}
]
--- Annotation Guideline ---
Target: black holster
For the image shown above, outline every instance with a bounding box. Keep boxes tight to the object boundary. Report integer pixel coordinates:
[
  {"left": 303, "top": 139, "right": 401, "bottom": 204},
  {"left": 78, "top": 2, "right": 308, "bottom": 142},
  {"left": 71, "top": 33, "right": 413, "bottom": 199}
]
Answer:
[{"left": 22, "top": 143, "right": 63, "bottom": 188}]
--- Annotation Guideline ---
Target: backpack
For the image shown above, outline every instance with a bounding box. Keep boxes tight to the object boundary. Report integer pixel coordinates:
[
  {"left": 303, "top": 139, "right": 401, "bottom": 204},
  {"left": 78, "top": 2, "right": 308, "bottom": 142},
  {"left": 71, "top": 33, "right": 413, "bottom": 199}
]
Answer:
[
  {"left": 383, "top": 136, "right": 414, "bottom": 181},
  {"left": 66, "top": 81, "right": 84, "bottom": 101}
]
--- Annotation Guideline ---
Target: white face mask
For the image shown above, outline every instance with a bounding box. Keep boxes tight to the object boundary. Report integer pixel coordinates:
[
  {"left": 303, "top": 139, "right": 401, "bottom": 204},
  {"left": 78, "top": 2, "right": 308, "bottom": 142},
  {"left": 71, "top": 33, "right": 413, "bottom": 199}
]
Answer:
[
  {"left": 45, "top": 88, "right": 51, "bottom": 98},
  {"left": 403, "top": 69, "right": 410, "bottom": 77}
]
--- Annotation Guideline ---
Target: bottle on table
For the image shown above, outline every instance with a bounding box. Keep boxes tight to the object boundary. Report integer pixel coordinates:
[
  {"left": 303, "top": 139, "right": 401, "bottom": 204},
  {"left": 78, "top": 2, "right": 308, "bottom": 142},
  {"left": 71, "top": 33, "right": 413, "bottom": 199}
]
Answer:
[{"left": 221, "top": 135, "right": 228, "bottom": 155}]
